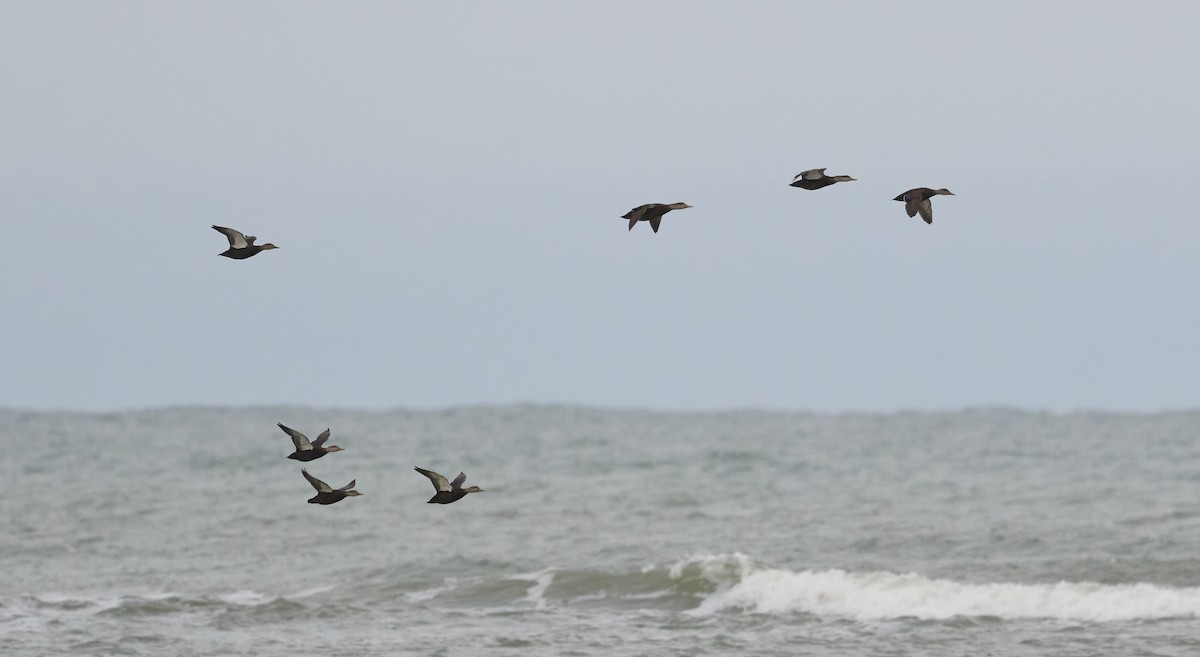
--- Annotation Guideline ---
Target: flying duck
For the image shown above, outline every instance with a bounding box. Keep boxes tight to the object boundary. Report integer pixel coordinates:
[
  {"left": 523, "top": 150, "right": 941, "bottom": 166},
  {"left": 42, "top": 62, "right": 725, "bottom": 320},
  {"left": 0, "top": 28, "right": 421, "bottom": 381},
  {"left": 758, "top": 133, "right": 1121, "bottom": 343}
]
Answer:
[
  {"left": 414, "top": 467, "right": 484, "bottom": 504},
  {"left": 622, "top": 202, "right": 692, "bottom": 233},
  {"left": 893, "top": 188, "right": 954, "bottom": 224},
  {"left": 790, "top": 168, "right": 856, "bottom": 190},
  {"left": 277, "top": 422, "right": 344, "bottom": 461},
  {"left": 212, "top": 225, "right": 279, "bottom": 259},
  {"left": 301, "top": 468, "right": 361, "bottom": 505}
]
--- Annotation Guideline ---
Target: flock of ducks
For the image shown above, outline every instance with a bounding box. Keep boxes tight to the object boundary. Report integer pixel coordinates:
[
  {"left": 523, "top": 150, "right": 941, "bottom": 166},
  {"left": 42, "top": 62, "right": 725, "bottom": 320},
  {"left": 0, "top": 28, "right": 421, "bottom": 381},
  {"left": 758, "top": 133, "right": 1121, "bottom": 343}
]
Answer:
[
  {"left": 213, "top": 170, "right": 955, "bottom": 256},
  {"left": 790, "top": 169, "right": 955, "bottom": 226},
  {"left": 616, "top": 170, "right": 955, "bottom": 233},
  {"left": 216, "top": 171, "right": 954, "bottom": 505},
  {"left": 210, "top": 230, "right": 491, "bottom": 507},
  {"left": 273, "top": 422, "right": 484, "bottom": 506}
]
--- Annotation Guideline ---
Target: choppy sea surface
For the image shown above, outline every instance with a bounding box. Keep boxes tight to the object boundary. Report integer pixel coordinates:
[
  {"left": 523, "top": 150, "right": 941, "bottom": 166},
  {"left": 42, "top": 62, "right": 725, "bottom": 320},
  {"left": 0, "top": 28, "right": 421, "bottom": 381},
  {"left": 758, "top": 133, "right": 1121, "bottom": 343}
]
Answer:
[{"left": 3, "top": 406, "right": 1200, "bottom": 656}]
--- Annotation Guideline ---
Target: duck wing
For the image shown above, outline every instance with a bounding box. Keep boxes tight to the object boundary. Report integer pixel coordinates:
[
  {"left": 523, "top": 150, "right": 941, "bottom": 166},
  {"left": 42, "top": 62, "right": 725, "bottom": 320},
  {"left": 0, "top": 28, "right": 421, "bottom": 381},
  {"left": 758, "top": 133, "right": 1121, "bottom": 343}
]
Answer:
[
  {"left": 623, "top": 204, "right": 653, "bottom": 222},
  {"left": 212, "top": 225, "right": 249, "bottom": 249},
  {"left": 415, "top": 467, "right": 452, "bottom": 492},
  {"left": 311, "top": 429, "right": 332, "bottom": 449},
  {"left": 337, "top": 479, "right": 357, "bottom": 492},
  {"left": 649, "top": 216, "right": 662, "bottom": 233},
  {"left": 917, "top": 199, "right": 934, "bottom": 224},
  {"left": 302, "top": 468, "right": 333, "bottom": 493},
  {"left": 793, "top": 168, "right": 825, "bottom": 181},
  {"left": 277, "top": 423, "right": 313, "bottom": 451},
  {"left": 450, "top": 472, "right": 467, "bottom": 490},
  {"left": 904, "top": 194, "right": 921, "bottom": 218}
]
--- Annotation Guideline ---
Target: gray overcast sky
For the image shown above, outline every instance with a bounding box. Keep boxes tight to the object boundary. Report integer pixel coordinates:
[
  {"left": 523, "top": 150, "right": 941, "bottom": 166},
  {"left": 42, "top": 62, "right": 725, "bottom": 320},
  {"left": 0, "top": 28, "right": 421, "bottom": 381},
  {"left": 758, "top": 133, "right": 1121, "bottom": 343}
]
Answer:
[{"left": 2, "top": 2, "right": 1198, "bottom": 412}]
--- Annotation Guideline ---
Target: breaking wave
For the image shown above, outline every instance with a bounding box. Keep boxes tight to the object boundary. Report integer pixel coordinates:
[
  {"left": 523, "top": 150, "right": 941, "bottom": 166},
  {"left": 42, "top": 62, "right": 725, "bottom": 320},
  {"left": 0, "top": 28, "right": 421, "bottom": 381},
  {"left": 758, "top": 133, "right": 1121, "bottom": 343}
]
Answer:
[
  {"left": 675, "top": 553, "right": 1200, "bottom": 621},
  {"left": 10, "top": 553, "right": 1200, "bottom": 633}
]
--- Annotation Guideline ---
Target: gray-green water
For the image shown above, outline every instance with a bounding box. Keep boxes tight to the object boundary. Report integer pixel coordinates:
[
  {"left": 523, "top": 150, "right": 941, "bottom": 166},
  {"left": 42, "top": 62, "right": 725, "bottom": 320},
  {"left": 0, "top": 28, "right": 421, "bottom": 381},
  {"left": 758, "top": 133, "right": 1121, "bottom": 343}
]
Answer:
[{"left": 4, "top": 406, "right": 1200, "bottom": 655}]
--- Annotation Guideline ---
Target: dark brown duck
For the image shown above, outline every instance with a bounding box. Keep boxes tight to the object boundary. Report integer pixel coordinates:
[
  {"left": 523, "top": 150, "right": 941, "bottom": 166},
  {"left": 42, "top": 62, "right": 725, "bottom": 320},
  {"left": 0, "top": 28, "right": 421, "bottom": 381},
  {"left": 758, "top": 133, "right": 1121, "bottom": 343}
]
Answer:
[
  {"left": 212, "top": 225, "right": 279, "bottom": 259},
  {"left": 414, "top": 467, "right": 484, "bottom": 504},
  {"left": 893, "top": 188, "right": 954, "bottom": 224},
  {"left": 790, "top": 168, "right": 856, "bottom": 190},
  {"left": 301, "top": 468, "right": 361, "bottom": 505},
  {"left": 277, "top": 422, "right": 345, "bottom": 462},
  {"left": 622, "top": 202, "right": 692, "bottom": 233}
]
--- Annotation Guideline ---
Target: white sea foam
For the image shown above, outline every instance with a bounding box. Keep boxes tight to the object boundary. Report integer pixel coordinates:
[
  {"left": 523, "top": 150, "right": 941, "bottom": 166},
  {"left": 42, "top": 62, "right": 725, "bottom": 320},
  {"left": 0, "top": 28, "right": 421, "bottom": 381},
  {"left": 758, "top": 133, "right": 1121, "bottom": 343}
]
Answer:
[
  {"left": 404, "top": 579, "right": 458, "bottom": 603},
  {"left": 677, "top": 554, "right": 1200, "bottom": 622},
  {"left": 286, "top": 585, "right": 336, "bottom": 600},
  {"left": 218, "top": 590, "right": 273, "bottom": 606},
  {"left": 32, "top": 591, "right": 180, "bottom": 614},
  {"left": 510, "top": 569, "right": 556, "bottom": 609}
]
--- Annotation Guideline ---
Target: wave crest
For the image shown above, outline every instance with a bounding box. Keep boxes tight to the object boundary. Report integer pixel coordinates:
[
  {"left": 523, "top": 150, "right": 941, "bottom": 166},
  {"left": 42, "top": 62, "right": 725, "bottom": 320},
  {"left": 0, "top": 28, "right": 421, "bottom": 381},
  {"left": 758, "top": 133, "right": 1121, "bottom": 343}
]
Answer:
[{"left": 675, "top": 553, "right": 1200, "bottom": 621}]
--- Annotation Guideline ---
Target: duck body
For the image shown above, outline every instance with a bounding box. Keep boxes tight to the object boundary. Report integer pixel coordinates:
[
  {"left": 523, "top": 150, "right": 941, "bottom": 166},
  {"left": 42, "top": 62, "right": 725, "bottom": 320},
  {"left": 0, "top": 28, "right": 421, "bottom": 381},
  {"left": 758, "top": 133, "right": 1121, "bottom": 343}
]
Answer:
[
  {"left": 308, "top": 490, "right": 351, "bottom": 505},
  {"left": 302, "top": 468, "right": 361, "bottom": 505},
  {"left": 414, "top": 466, "right": 484, "bottom": 505},
  {"left": 622, "top": 202, "right": 692, "bottom": 233},
  {"left": 893, "top": 188, "right": 954, "bottom": 224},
  {"left": 790, "top": 168, "right": 856, "bottom": 190},
  {"left": 427, "top": 490, "right": 471, "bottom": 504},
  {"left": 278, "top": 422, "right": 344, "bottom": 462},
  {"left": 289, "top": 450, "right": 328, "bottom": 462},
  {"left": 213, "top": 225, "right": 279, "bottom": 259}
]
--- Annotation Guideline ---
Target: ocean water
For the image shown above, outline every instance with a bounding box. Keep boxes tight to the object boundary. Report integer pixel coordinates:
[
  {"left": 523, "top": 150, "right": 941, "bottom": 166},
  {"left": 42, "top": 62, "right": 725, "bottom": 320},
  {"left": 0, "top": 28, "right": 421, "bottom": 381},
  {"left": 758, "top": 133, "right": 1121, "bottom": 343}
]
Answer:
[{"left": 3, "top": 406, "right": 1200, "bottom": 656}]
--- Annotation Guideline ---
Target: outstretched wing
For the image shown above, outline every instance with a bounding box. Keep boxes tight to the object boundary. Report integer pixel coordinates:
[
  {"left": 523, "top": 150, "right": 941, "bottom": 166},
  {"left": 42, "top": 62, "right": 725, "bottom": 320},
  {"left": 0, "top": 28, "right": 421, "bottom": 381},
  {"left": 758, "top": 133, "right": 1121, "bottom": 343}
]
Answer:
[
  {"left": 649, "top": 216, "right": 662, "bottom": 233},
  {"left": 415, "top": 467, "right": 452, "bottom": 492},
  {"left": 311, "top": 429, "right": 331, "bottom": 449},
  {"left": 212, "top": 225, "right": 249, "bottom": 249},
  {"left": 623, "top": 204, "right": 652, "bottom": 223},
  {"left": 302, "top": 468, "right": 333, "bottom": 493},
  {"left": 793, "top": 168, "right": 825, "bottom": 181},
  {"left": 904, "top": 196, "right": 921, "bottom": 218},
  {"left": 277, "top": 423, "right": 313, "bottom": 451},
  {"left": 450, "top": 472, "right": 467, "bottom": 490},
  {"left": 337, "top": 479, "right": 357, "bottom": 492},
  {"left": 917, "top": 199, "right": 934, "bottom": 224}
]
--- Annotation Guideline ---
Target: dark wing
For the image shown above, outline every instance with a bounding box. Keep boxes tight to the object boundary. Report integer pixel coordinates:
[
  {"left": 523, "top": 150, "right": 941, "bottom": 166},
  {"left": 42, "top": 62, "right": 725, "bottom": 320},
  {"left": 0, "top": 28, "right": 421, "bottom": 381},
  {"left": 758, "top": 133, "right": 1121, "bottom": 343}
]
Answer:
[
  {"left": 302, "top": 468, "right": 333, "bottom": 493},
  {"left": 212, "top": 225, "right": 249, "bottom": 249},
  {"left": 649, "top": 216, "right": 662, "bottom": 233},
  {"left": 623, "top": 204, "right": 654, "bottom": 222},
  {"left": 311, "top": 429, "right": 331, "bottom": 449},
  {"left": 278, "top": 422, "right": 313, "bottom": 451},
  {"left": 450, "top": 472, "right": 467, "bottom": 490},
  {"left": 415, "top": 467, "right": 452, "bottom": 492},
  {"left": 917, "top": 199, "right": 934, "bottom": 224},
  {"left": 904, "top": 195, "right": 921, "bottom": 218},
  {"left": 628, "top": 216, "right": 639, "bottom": 231}
]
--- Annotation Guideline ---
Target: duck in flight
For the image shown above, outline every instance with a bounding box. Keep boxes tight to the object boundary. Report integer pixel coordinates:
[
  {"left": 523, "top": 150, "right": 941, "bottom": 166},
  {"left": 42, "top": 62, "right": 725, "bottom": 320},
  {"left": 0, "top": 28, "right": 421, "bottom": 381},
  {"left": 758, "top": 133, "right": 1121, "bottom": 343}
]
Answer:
[
  {"left": 212, "top": 225, "right": 279, "bottom": 259},
  {"left": 622, "top": 202, "right": 692, "bottom": 233},
  {"left": 790, "top": 168, "right": 856, "bottom": 190},
  {"left": 893, "top": 188, "right": 955, "bottom": 224},
  {"left": 301, "top": 468, "right": 361, "bottom": 505},
  {"left": 277, "top": 422, "right": 345, "bottom": 462},
  {"left": 414, "top": 467, "right": 485, "bottom": 504}
]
